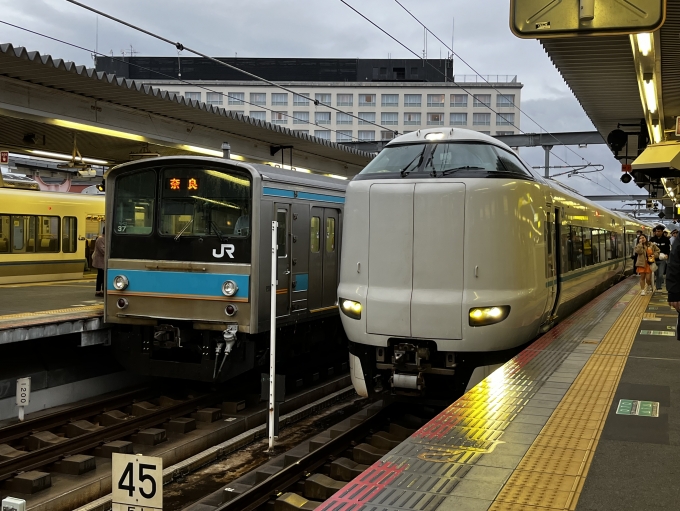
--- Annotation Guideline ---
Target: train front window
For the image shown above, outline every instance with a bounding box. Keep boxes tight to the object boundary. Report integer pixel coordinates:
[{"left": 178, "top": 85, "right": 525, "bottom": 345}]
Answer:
[
  {"left": 114, "top": 170, "right": 156, "bottom": 235},
  {"left": 159, "top": 167, "right": 251, "bottom": 238},
  {"left": 358, "top": 142, "right": 531, "bottom": 178}
]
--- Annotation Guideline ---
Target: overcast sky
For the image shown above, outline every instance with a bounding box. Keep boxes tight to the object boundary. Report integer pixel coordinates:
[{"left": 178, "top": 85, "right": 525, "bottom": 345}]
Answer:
[{"left": 0, "top": 0, "right": 646, "bottom": 208}]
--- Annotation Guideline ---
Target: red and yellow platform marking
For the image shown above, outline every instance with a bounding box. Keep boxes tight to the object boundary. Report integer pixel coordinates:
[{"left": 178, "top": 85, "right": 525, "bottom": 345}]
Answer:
[{"left": 490, "top": 290, "right": 649, "bottom": 510}]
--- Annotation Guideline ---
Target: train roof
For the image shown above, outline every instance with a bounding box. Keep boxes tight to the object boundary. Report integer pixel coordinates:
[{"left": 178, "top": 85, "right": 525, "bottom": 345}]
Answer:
[
  {"left": 385, "top": 127, "right": 508, "bottom": 148},
  {"left": 105, "top": 156, "right": 347, "bottom": 193}
]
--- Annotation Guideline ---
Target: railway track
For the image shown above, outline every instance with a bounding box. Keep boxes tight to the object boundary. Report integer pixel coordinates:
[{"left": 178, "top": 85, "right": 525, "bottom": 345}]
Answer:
[
  {"left": 178, "top": 399, "right": 440, "bottom": 511},
  {"left": 0, "top": 363, "right": 351, "bottom": 511}
]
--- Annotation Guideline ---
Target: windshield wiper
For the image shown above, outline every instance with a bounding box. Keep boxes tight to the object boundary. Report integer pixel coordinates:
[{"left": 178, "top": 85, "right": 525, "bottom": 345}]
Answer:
[
  {"left": 174, "top": 219, "right": 194, "bottom": 241},
  {"left": 440, "top": 166, "right": 486, "bottom": 176},
  {"left": 210, "top": 220, "right": 228, "bottom": 242},
  {"left": 400, "top": 150, "right": 425, "bottom": 177}
]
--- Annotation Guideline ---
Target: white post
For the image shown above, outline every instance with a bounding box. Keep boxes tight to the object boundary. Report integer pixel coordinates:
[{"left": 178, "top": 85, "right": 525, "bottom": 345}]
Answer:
[
  {"left": 269, "top": 221, "right": 278, "bottom": 451},
  {"left": 16, "top": 377, "right": 30, "bottom": 422}
]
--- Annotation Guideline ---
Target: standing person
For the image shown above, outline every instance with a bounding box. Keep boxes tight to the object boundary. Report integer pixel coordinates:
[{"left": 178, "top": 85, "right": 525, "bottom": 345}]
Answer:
[
  {"left": 667, "top": 235, "right": 680, "bottom": 311},
  {"left": 650, "top": 225, "right": 671, "bottom": 291},
  {"left": 635, "top": 234, "right": 659, "bottom": 295},
  {"left": 92, "top": 227, "right": 105, "bottom": 297},
  {"left": 671, "top": 229, "right": 678, "bottom": 247}
]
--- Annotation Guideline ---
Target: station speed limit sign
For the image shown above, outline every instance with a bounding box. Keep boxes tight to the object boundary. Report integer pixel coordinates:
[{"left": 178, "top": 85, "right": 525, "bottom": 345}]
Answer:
[{"left": 112, "top": 453, "right": 162, "bottom": 511}]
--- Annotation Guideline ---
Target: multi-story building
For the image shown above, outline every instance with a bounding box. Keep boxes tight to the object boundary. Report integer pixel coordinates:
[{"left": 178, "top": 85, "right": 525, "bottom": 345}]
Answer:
[{"left": 96, "top": 57, "right": 522, "bottom": 144}]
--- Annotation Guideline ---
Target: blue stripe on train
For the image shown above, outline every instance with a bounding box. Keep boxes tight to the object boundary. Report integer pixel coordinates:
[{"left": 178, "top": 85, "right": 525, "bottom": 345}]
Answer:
[
  {"left": 107, "top": 269, "right": 249, "bottom": 298},
  {"left": 293, "top": 273, "right": 309, "bottom": 292},
  {"left": 263, "top": 187, "right": 345, "bottom": 204}
]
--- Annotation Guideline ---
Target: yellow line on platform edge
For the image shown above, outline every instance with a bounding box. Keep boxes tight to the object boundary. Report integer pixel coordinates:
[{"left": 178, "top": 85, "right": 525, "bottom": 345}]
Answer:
[{"left": 489, "top": 287, "right": 649, "bottom": 511}]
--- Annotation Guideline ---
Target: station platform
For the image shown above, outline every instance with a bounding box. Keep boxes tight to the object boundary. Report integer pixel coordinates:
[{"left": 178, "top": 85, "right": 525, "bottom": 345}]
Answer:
[
  {"left": 320, "top": 276, "right": 679, "bottom": 511},
  {"left": 0, "top": 277, "right": 105, "bottom": 345}
]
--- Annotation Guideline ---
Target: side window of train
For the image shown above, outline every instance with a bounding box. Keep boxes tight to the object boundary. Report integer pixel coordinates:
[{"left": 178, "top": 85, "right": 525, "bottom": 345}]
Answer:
[
  {"left": 62, "top": 217, "right": 78, "bottom": 254},
  {"left": 560, "top": 227, "right": 571, "bottom": 273},
  {"left": 582, "top": 228, "right": 594, "bottom": 266},
  {"left": 310, "top": 216, "right": 320, "bottom": 253},
  {"left": 10, "top": 215, "right": 35, "bottom": 253},
  {"left": 36, "top": 216, "right": 60, "bottom": 253},
  {"left": 277, "top": 209, "right": 287, "bottom": 257},
  {"left": 570, "top": 226, "right": 584, "bottom": 270},
  {"left": 114, "top": 170, "right": 156, "bottom": 235},
  {"left": 590, "top": 229, "right": 600, "bottom": 264},
  {"left": 326, "top": 217, "right": 336, "bottom": 252},
  {"left": 0, "top": 215, "right": 9, "bottom": 253}
]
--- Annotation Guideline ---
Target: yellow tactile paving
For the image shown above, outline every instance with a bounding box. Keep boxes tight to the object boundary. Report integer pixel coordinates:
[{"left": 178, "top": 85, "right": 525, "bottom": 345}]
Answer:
[
  {"left": 0, "top": 305, "right": 103, "bottom": 329},
  {"left": 490, "top": 289, "right": 649, "bottom": 511}
]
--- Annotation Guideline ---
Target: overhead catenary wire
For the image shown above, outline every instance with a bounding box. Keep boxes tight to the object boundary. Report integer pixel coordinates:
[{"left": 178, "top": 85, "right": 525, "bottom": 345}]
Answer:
[
  {"left": 336, "top": 0, "right": 586, "bottom": 172},
  {"left": 63, "top": 0, "right": 397, "bottom": 137},
  {"left": 0, "top": 20, "right": 370, "bottom": 144}
]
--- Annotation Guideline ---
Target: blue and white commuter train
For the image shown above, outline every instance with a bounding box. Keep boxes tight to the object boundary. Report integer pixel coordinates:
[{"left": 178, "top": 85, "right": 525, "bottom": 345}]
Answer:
[{"left": 103, "top": 156, "right": 346, "bottom": 382}]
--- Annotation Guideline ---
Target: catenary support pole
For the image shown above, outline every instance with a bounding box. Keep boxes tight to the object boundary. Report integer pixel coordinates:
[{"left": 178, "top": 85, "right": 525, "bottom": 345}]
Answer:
[
  {"left": 269, "top": 221, "right": 278, "bottom": 451},
  {"left": 544, "top": 145, "right": 553, "bottom": 178}
]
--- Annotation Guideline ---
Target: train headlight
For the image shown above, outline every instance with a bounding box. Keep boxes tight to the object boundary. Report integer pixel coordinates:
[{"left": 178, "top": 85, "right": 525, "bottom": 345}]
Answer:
[
  {"left": 222, "top": 280, "right": 238, "bottom": 296},
  {"left": 469, "top": 306, "right": 510, "bottom": 326},
  {"left": 340, "top": 298, "right": 362, "bottom": 320},
  {"left": 113, "top": 275, "right": 129, "bottom": 291},
  {"left": 425, "top": 132, "right": 445, "bottom": 140}
]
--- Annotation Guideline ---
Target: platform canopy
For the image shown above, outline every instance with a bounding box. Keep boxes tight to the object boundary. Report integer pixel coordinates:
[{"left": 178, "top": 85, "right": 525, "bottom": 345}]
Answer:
[
  {"left": 0, "top": 44, "right": 373, "bottom": 178},
  {"left": 533, "top": 1, "right": 680, "bottom": 202}
]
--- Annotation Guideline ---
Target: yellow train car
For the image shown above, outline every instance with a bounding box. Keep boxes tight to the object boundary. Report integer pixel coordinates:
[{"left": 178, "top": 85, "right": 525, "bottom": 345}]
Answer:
[{"left": 0, "top": 188, "right": 105, "bottom": 284}]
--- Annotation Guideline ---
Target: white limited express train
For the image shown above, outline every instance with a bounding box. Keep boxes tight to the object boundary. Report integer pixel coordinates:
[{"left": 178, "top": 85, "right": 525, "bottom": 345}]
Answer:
[{"left": 338, "top": 128, "right": 652, "bottom": 397}]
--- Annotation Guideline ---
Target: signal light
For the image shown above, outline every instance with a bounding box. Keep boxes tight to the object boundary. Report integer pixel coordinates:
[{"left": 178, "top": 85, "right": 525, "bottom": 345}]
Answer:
[
  {"left": 621, "top": 173, "right": 632, "bottom": 184},
  {"left": 96, "top": 180, "right": 105, "bottom": 192}
]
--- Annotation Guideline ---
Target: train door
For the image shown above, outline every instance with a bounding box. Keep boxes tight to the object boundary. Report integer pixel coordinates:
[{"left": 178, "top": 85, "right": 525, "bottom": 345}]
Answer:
[
  {"left": 543, "top": 207, "right": 561, "bottom": 320},
  {"left": 308, "top": 207, "right": 340, "bottom": 311},
  {"left": 275, "top": 204, "right": 291, "bottom": 318},
  {"left": 291, "top": 203, "right": 310, "bottom": 313},
  {"left": 322, "top": 209, "right": 339, "bottom": 307}
]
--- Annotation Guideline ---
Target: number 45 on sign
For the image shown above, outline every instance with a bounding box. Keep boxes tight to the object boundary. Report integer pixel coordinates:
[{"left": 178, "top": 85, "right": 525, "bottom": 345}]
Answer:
[{"left": 112, "top": 453, "right": 162, "bottom": 511}]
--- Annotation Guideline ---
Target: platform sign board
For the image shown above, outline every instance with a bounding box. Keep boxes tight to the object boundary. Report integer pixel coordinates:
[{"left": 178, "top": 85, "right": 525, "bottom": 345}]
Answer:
[
  {"left": 510, "top": 0, "right": 666, "bottom": 39},
  {"left": 112, "top": 453, "right": 162, "bottom": 511},
  {"left": 0, "top": 151, "right": 8, "bottom": 164}
]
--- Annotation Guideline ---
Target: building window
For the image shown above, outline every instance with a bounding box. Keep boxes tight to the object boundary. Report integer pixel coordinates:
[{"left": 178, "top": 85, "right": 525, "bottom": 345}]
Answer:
[
  {"left": 314, "top": 130, "right": 331, "bottom": 140},
  {"left": 411, "top": 67, "right": 419, "bottom": 78},
  {"left": 337, "top": 130, "right": 353, "bottom": 142},
  {"left": 206, "top": 92, "right": 223, "bottom": 105},
  {"left": 450, "top": 94, "right": 467, "bottom": 107},
  {"left": 271, "top": 112, "right": 288, "bottom": 124},
  {"left": 250, "top": 92, "right": 266, "bottom": 106},
  {"left": 496, "top": 94, "right": 515, "bottom": 107},
  {"left": 496, "top": 131, "right": 514, "bottom": 135},
  {"left": 293, "top": 111, "right": 309, "bottom": 124},
  {"left": 427, "top": 113, "right": 444, "bottom": 125},
  {"left": 450, "top": 113, "right": 467, "bottom": 126},
  {"left": 393, "top": 67, "right": 405, "bottom": 79},
  {"left": 381, "top": 131, "right": 396, "bottom": 141},
  {"left": 359, "top": 94, "right": 376, "bottom": 107},
  {"left": 228, "top": 92, "right": 244, "bottom": 105},
  {"left": 473, "top": 113, "right": 491, "bottom": 125},
  {"left": 272, "top": 93, "right": 288, "bottom": 106},
  {"left": 359, "top": 130, "right": 375, "bottom": 141},
  {"left": 249, "top": 111, "right": 266, "bottom": 121},
  {"left": 381, "top": 94, "right": 399, "bottom": 107},
  {"left": 404, "top": 94, "right": 422, "bottom": 107},
  {"left": 337, "top": 113, "right": 353, "bottom": 125},
  {"left": 358, "top": 112, "right": 376, "bottom": 125},
  {"left": 185, "top": 92, "right": 201, "bottom": 102},
  {"left": 496, "top": 113, "right": 515, "bottom": 126},
  {"left": 315, "top": 112, "right": 331, "bottom": 125},
  {"left": 404, "top": 113, "right": 421, "bottom": 125},
  {"left": 427, "top": 94, "right": 445, "bottom": 107},
  {"left": 381, "top": 112, "right": 398, "bottom": 125},
  {"left": 293, "top": 130, "right": 309, "bottom": 135},
  {"left": 294, "top": 93, "right": 310, "bottom": 106},
  {"left": 337, "top": 94, "right": 353, "bottom": 106},
  {"left": 479, "top": 131, "right": 491, "bottom": 135},
  {"left": 473, "top": 94, "right": 491, "bottom": 107},
  {"left": 315, "top": 93, "right": 331, "bottom": 106}
]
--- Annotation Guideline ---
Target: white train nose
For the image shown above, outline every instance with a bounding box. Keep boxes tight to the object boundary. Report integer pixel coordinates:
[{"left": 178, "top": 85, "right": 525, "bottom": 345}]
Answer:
[{"left": 365, "top": 182, "right": 466, "bottom": 339}]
